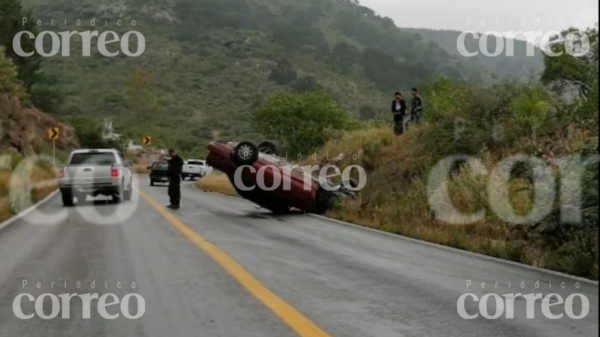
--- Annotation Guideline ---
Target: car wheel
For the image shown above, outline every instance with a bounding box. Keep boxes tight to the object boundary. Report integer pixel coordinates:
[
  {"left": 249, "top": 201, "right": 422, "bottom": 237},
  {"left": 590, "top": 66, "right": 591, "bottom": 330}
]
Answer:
[
  {"left": 258, "top": 141, "right": 278, "bottom": 155},
  {"left": 123, "top": 186, "right": 132, "bottom": 201},
  {"left": 150, "top": 180, "right": 154, "bottom": 186},
  {"left": 111, "top": 184, "right": 124, "bottom": 204},
  {"left": 73, "top": 193, "right": 85, "bottom": 204},
  {"left": 111, "top": 194, "right": 122, "bottom": 204},
  {"left": 61, "top": 192, "right": 74, "bottom": 207},
  {"left": 232, "top": 141, "right": 259, "bottom": 166}
]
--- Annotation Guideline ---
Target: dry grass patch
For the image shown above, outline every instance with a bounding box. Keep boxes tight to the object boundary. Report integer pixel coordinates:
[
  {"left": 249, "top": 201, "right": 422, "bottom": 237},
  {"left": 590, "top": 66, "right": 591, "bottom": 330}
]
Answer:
[
  {"left": 303, "top": 125, "right": 598, "bottom": 279},
  {"left": 134, "top": 164, "right": 151, "bottom": 174},
  {"left": 0, "top": 157, "right": 57, "bottom": 223},
  {"left": 195, "top": 172, "right": 236, "bottom": 196}
]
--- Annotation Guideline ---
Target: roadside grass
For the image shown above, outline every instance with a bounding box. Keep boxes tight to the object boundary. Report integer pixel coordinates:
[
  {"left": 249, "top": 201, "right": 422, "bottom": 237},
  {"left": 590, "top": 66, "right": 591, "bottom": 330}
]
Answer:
[
  {"left": 134, "top": 164, "right": 151, "bottom": 174},
  {"left": 0, "top": 154, "right": 57, "bottom": 223},
  {"left": 194, "top": 122, "right": 597, "bottom": 279},
  {"left": 195, "top": 172, "right": 237, "bottom": 197},
  {"left": 0, "top": 198, "right": 11, "bottom": 222},
  {"left": 306, "top": 124, "right": 599, "bottom": 280}
]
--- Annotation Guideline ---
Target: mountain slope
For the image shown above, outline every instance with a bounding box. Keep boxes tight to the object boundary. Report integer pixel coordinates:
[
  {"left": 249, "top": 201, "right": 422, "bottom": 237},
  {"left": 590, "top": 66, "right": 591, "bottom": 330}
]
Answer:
[
  {"left": 19, "top": 0, "right": 543, "bottom": 155},
  {"left": 406, "top": 28, "right": 544, "bottom": 82},
  {"left": 0, "top": 94, "right": 78, "bottom": 155}
]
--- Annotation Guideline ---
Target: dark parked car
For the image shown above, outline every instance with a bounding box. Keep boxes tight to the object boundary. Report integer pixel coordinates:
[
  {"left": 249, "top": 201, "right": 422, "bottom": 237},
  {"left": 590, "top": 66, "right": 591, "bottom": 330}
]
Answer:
[
  {"left": 148, "top": 161, "right": 169, "bottom": 186},
  {"left": 206, "top": 141, "right": 352, "bottom": 214}
]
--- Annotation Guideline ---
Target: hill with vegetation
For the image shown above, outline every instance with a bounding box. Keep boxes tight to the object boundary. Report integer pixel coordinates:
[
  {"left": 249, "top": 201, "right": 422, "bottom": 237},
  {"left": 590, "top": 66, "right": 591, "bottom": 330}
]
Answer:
[
  {"left": 304, "top": 27, "right": 598, "bottom": 279},
  {"left": 198, "top": 26, "right": 598, "bottom": 279},
  {"left": 305, "top": 83, "right": 597, "bottom": 278},
  {"left": 1, "top": 0, "right": 542, "bottom": 155},
  {"left": 0, "top": 46, "right": 78, "bottom": 222}
]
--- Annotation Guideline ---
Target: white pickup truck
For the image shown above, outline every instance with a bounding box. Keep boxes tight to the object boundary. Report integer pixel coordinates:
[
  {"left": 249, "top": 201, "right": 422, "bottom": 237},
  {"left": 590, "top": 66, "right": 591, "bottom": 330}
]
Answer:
[
  {"left": 58, "top": 149, "right": 134, "bottom": 206},
  {"left": 182, "top": 159, "right": 212, "bottom": 180}
]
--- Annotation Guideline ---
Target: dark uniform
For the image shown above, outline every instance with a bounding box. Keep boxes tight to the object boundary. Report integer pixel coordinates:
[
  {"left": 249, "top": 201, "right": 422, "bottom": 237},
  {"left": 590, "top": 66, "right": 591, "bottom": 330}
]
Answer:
[
  {"left": 167, "top": 155, "right": 184, "bottom": 207},
  {"left": 411, "top": 95, "right": 424, "bottom": 124},
  {"left": 391, "top": 98, "right": 407, "bottom": 135}
]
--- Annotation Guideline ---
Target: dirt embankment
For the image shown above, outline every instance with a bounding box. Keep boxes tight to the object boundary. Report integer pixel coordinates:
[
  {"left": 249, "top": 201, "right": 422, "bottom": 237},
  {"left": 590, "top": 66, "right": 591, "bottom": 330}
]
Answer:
[
  {"left": 0, "top": 93, "right": 80, "bottom": 221},
  {"left": 0, "top": 94, "right": 79, "bottom": 155}
]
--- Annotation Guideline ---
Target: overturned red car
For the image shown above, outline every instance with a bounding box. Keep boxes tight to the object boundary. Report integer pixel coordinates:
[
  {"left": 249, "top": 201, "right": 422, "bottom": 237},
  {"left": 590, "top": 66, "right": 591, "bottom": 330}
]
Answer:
[{"left": 206, "top": 141, "right": 352, "bottom": 214}]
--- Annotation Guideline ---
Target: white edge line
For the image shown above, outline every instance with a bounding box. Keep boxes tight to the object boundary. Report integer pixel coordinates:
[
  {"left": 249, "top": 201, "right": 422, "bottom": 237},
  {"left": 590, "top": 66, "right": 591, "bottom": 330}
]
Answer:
[
  {"left": 308, "top": 213, "right": 599, "bottom": 285},
  {"left": 189, "top": 179, "right": 598, "bottom": 285},
  {"left": 0, "top": 190, "right": 59, "bottom": 232}
]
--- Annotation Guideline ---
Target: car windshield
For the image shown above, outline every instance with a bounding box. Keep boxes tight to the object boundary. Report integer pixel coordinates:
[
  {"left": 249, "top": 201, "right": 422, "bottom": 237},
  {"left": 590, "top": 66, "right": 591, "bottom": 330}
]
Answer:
[
  {"left": 188, "top": 161, "right": 204, "bottom": 166},
  {"left": 70, "top": 152, "right": 117, "bottom": 166},
  {"left": 153, "top": 162, "right": 168, "bottom": 169}
]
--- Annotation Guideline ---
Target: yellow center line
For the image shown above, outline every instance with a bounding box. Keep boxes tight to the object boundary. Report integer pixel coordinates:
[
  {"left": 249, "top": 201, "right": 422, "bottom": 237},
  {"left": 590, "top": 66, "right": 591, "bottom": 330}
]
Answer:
[{"left": 137, "top": 188, "right": 332, "bottom": 337}]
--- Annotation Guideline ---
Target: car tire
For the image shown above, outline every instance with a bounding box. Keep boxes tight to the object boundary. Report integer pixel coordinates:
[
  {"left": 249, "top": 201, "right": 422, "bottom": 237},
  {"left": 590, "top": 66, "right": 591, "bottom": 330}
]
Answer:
[
  {"left": 112, "top": 194, "right": 122, "bottom": 204},
  {"left": 61, "top": 191, "right": 74, "bottom": 207},
  {"left": 232, "top": 141, "right": 259, "bottom": 166},
  {"left": 123, "top": 186, "right": 132, "bottom": 201},
  {"left": 112, "top": 185, "right": 124, "bottom": 204},
  {"left": 74, "top": 193, "right": 85, "bottom": 204},
  {"left": 258, "top": 141, "right": 278, "bottom": 155},
  {"left": 150, "top": 180, "right": 154, "bottom": 186}
]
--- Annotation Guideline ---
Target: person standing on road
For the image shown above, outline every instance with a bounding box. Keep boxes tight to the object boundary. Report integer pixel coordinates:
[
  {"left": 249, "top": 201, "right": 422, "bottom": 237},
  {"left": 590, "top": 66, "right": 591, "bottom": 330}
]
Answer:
[
  {"left": 410, "top": 87, "right": 424, "bottom": 124},
  {"left": 391, "top": 92, "right": 407, "bottom": 135},
  {"left": 167, "top": 149, "right": 184, "bottom": 210}
]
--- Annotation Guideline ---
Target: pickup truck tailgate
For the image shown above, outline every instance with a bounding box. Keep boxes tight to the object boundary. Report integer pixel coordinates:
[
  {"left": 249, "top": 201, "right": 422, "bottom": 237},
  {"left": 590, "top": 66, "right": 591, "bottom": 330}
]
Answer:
[
  {"left": 185, "top": 164, "right": 202, "bottom": 174},
  {"left": 63, "top": 151, "right": 119, "bottom": 186},
  {"left": 65, "top": 166, "right": 115, "bottom": 185}
]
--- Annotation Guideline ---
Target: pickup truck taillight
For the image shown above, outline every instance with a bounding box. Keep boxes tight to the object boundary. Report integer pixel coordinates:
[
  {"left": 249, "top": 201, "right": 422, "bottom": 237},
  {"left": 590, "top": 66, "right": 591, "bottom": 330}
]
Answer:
[
  {"left": 111, "top": 166, "right": 119, "bottom": 177},
  {"left": 58, "top": 168, "right": 65, "bottom": 178}
]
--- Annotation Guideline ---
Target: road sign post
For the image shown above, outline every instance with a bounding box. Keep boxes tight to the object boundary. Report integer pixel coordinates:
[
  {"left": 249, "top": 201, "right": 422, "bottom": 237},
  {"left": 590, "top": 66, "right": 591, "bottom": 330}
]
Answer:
[{"left": 48, "top": 127, "right": 59, "bottom": 166}]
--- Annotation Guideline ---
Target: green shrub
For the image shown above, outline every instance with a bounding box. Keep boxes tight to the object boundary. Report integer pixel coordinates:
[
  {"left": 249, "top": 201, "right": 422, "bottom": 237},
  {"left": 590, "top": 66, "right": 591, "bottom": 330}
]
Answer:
[
  {"left": 0, "top": 47, "right": 26, "bottom": 99},
  {"left": 252, "top": 91, "right": 353, "bottom": 155}
]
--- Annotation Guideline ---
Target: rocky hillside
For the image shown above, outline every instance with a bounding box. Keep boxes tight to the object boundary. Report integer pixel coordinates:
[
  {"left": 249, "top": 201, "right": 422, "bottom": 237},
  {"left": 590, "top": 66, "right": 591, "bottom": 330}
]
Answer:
[{"left": 0, "top": 94, "right": 79, "bottom": 155}]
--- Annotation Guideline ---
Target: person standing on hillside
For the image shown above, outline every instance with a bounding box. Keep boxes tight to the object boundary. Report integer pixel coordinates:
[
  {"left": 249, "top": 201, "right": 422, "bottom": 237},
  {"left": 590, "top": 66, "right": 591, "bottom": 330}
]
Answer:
[
  {"left": 410, "top": 87, "right": 424, "bottom": 124},
  {"left": 166, "top": 149, "right": 184, "bottom": 210},
  {"left": 391, "top": 92, "right": 407, "bottom": 135}
]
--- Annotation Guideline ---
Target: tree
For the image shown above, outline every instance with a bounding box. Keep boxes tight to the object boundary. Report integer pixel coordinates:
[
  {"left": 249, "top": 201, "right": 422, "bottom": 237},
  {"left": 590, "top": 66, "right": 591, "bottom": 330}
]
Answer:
[
  {"left": 0, "top": 46, "right": 26, "bottom": 99},
  {"left": 31, "top": 85, "right": 63, "bottom": 112},
  {"left": 0, "top": 0, "right": 40, "bottom": 88},
  {"left": 541, "top": 27, "right": 598, "bottom": 98},
  {"left": 67, "top": 115, "right": 120, "bottom": 149},
  {"left": 252, "top": 91, "right": 352, "bottom": 155}
]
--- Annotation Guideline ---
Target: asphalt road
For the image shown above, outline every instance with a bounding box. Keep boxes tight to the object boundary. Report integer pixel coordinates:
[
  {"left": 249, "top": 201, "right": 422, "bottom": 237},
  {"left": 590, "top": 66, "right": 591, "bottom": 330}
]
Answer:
[{"left": 0, "top": 176, "right": 597, "bottom": 337}]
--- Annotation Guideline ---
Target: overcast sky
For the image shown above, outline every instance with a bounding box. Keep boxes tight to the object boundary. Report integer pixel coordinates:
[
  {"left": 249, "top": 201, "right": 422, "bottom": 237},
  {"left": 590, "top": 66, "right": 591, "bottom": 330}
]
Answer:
[{"left": 359, "top": 0, "right": 598, "bottom": 33}]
